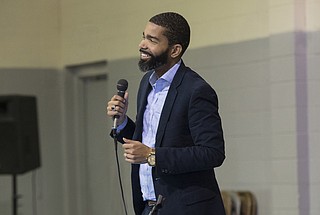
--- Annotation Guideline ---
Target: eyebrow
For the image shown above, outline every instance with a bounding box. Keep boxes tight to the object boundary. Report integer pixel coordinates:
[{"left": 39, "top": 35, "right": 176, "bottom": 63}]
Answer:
[{"left": 142, "top": 32, "right": 160, "bottom": 42}]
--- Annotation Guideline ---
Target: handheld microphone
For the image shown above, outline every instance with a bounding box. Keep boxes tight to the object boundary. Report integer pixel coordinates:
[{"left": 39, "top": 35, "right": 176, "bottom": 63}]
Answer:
[
  {"left": 113, "top": 79, "right": 128, "bottom": 131},
  {"left": 112, "top": 79, "right": 129, "bottom": 215},
  {"left": 116, "top": 79, "right": 128, "bottom": 102}
]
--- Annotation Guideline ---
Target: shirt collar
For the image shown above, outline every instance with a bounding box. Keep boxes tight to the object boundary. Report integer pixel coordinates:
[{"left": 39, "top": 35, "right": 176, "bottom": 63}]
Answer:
[{"left": 149, "top": 60, "right": 181, "bottom": 86}]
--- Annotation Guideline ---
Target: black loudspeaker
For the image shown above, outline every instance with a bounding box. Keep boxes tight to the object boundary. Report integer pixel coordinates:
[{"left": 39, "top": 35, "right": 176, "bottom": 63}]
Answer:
[{"left": 0, "top": 95, "right": 41, "bottom": 174}]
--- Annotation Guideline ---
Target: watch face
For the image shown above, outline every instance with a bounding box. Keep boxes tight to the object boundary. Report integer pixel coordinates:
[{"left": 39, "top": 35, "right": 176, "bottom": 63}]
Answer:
[{"left": 148, "top": 154, "right": 155, "bottom": 166}]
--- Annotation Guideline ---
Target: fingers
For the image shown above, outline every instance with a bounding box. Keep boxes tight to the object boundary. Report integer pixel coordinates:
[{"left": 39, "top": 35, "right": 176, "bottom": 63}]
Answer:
[
  {"left": 122, "top": 138, "right": 149, "bottom": 164},
  {"left": 123, "top": 152, "right": 146, "bottom": 164},
  {"left": 107, "top": 103, "right": 122, "bottom": 113},
  {"left": 106, "top": 104, "right": 123, "bottom": 118},
  {"left": 108, "top": 95, "right": 126, "bottom": 109},
  {"left": 106, "top": 93, "right": 128, "bottom": 118}
]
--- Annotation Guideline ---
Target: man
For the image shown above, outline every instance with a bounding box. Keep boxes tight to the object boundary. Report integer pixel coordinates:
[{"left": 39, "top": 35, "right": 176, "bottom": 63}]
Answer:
[{"left": 107, "top": 12, "right": 226, "bottom": 215}]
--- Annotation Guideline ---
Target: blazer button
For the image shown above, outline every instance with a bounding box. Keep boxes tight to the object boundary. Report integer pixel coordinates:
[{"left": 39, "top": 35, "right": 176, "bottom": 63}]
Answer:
[{"left": 162, "top": 169, "right": 168, "bottom": 174}]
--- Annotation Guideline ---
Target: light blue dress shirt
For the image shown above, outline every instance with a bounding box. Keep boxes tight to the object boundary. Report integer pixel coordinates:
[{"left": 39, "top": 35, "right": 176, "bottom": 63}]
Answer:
[
  {"left": 140, "top": 61, "right": 180, "bottom": 201},
  {"left": 117, "top": 61, "right": 181, "bottom": 201}
]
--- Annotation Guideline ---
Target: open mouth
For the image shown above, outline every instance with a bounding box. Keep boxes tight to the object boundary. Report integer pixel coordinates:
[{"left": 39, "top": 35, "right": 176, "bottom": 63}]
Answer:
[{"left": 140, "top": 50, "right": 152, "bottom": 60}]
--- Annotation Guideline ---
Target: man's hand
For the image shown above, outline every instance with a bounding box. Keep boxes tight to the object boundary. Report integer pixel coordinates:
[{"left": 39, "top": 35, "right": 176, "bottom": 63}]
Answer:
[
  {"left": 106, "top": 92, "right": 129, "bottom": 125},
  {"left": 122, "top": 138, "right": 152, "bottom": 164}
]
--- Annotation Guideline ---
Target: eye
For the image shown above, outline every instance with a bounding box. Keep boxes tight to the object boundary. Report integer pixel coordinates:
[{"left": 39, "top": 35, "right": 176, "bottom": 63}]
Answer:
[{"left": 149, "top": 38, "right": 157, "bottom": 43}]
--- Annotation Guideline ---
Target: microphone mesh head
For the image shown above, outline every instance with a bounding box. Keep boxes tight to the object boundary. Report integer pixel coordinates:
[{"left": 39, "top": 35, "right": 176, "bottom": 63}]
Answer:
[{"left": 117, "top": 79, "right": 128, "bottom": 91}]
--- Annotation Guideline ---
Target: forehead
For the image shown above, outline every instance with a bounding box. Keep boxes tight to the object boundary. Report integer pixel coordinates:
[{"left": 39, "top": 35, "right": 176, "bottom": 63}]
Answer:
[{"left": 143, "top": 22, "right": 167, "bottom": 39}]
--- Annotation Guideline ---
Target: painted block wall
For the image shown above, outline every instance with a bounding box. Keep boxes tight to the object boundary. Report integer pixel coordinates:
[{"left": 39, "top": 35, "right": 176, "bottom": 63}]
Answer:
[
  {"left": 59, "top": 1, "right": 317, "bottom": 215},
  {"left": 0, "top": 1, "right": 60, "bottom": 68},
  {"left": 0, "top": 69, "right": 66, "bottom": 215}
]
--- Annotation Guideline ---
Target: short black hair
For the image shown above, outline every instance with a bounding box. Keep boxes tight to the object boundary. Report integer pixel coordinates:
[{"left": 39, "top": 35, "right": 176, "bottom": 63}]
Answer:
[{"left": 149, "top": 12, "right": 190, "bottom": 56}]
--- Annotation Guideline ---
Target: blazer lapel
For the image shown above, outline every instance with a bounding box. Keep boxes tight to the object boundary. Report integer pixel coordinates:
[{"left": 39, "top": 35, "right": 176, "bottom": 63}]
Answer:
[
  {"left": 134, "top": 72, "right": 152, "bottom": 141},
  {"left": 155, "top": 62, "right": 186, "bottom": 147}
]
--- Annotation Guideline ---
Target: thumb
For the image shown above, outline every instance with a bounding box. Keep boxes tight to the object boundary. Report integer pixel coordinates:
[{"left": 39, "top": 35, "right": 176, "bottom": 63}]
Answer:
[{"left": 124, "top": 92, "right": 129, "bottom": 102}]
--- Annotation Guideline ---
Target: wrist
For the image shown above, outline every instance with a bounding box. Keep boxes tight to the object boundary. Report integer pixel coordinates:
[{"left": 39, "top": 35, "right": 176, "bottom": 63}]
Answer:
[{"left": 116, "top": 116, "right": 128, "bottom": 131}]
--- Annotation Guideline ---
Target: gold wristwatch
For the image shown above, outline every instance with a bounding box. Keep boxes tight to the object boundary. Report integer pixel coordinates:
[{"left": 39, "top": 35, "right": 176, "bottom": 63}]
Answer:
[{"left": 147, "top": 148, "right": 156, "bottom": 167}]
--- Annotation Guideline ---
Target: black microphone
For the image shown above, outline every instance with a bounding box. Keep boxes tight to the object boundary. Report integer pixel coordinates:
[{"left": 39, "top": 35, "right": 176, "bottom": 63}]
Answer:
[
  {"left": 113, "top": 79, "right": 128, "bottom": 131},
  {"left": 112, "top": 79, "right": 129, "bottom": 215},
  {"left": 116, "top": 79, "right": 128, "bottom": 105}
]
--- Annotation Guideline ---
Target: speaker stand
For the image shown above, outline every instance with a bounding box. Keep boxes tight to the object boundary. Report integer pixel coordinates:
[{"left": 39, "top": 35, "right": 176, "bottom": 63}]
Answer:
[{"left": 12, "top": 174, "right": 18, "bottom": 215}]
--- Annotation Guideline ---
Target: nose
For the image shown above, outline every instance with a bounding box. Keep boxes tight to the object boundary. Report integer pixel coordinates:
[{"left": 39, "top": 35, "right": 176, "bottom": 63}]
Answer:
[{"left": 139, "top": 39, "right": 147, "bottom": 49}]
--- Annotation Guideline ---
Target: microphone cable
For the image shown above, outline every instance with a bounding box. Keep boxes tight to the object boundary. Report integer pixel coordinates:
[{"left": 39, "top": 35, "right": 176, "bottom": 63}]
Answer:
[{"left": 113, "top": 132, "right": 128, "bottom": 215}]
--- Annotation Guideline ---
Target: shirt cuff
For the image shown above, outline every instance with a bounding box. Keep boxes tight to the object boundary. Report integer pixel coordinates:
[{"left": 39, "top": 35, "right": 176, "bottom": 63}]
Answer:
[{"left": 116, "top": 116, "right": 128, "bottom": 133}]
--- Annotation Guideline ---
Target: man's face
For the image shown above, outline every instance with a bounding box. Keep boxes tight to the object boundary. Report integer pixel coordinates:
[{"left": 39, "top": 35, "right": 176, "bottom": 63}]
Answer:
[{"left": 138, "top": 22, "right": 171, "bottom": 72}]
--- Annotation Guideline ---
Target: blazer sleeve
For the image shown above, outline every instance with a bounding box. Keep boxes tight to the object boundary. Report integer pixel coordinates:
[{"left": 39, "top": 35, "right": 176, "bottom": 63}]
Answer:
[
  {"left": 110, "top": 117, "right": 136, "bottom": 144},
  {"left": 155, "top": 82, "right": 225, "bottom": 175}
]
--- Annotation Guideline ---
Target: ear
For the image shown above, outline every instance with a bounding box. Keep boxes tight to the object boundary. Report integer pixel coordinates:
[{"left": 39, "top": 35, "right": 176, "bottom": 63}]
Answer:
[{"left": 170, "top": 44, "right": 183, "bottom": 59}]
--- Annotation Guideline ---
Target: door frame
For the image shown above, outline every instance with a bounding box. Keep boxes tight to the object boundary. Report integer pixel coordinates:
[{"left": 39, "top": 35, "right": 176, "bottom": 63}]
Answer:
[{"left": 62, "top": 60, "right": 108, "bottom": 215}]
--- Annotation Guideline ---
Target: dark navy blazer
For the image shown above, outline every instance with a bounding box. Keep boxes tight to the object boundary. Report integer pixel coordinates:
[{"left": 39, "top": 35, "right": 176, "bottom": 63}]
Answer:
[{"left": 116, "top": 61, "right": 226, "bottom": 215}]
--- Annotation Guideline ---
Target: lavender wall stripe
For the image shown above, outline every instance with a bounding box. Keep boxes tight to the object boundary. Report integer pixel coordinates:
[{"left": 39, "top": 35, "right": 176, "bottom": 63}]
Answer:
[{"left": 294, "top": 0, "right": 310, "bottom": 214}]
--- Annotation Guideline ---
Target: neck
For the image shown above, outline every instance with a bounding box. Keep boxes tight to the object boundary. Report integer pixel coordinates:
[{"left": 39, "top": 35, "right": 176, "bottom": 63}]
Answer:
[{"left": 155, "top": 59, "right": 180, "bottom": 78}]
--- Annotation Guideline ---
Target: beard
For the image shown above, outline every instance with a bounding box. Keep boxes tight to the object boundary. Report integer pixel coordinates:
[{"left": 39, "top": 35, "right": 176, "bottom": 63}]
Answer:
[{"left": 138, "top": 48, "right": 169, "bottom": 72}]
